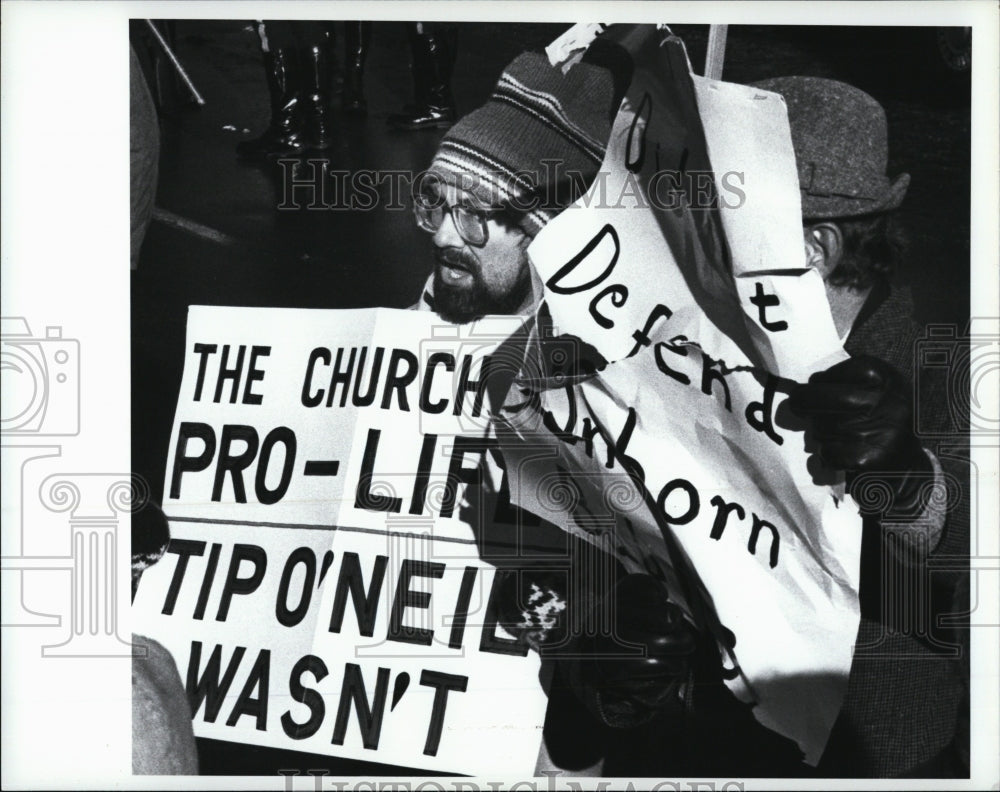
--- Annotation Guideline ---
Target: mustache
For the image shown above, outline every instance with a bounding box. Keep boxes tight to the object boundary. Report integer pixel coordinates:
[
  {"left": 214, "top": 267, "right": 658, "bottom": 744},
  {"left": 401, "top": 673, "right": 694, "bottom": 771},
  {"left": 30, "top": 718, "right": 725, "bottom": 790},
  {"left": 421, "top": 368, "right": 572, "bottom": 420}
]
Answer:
[{"left": 435, "top": 247, "right": 478, "bottom": 272}]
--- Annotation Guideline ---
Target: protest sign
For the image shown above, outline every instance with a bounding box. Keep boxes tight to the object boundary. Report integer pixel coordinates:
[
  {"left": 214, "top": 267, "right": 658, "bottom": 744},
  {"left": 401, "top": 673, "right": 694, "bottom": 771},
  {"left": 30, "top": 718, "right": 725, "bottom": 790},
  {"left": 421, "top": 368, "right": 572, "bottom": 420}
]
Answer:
[
  {"left": 500, "top": 31, "right": 863, "bottom": 764},
  {"left": 132, "top": 306, "right": 548, "bottom": 776}
]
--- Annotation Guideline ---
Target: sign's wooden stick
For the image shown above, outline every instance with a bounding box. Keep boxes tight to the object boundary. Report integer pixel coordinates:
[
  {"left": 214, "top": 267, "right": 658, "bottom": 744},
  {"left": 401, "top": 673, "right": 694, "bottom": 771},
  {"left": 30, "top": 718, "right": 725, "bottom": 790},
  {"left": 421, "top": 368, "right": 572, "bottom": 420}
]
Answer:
[{"left": 704, "top": 24, "right": 729, "bottom": 80}]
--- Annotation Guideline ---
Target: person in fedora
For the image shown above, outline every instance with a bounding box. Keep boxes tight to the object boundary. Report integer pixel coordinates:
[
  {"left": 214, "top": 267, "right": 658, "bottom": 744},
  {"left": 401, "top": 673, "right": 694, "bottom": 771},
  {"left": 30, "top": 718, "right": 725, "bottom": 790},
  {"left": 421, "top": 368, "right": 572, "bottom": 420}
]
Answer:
[
  {"left": 774, "top": 75, "right": 969, "bottom": 777},
  {"left": 557, "top": 76, "right": 969, "bottom": 778},
  {"left": 764, "top": 76, "right": 939, "bottom": 539}
]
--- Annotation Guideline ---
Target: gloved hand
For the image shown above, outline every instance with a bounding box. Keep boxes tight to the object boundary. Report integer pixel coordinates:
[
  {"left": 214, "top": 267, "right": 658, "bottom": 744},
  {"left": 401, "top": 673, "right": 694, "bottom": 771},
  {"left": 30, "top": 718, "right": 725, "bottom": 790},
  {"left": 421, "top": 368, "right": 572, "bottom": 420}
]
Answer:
[
  {"left": 786, "top": 354, "right": 932, "bottom": 511},
  {"left": 562, "top": 573, "right": 697, "bottom": 729}
]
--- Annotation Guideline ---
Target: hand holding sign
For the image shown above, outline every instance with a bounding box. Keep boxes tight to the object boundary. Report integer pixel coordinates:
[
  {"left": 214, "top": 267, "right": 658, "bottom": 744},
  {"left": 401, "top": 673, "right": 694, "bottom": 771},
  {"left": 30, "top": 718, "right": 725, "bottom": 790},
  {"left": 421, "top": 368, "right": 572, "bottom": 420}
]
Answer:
[
  {"left": 787, "top": 354, "right": 933, "bottom": 509},
  {"left": 562, "top": 573, "right": 697, "bottom": 729}
]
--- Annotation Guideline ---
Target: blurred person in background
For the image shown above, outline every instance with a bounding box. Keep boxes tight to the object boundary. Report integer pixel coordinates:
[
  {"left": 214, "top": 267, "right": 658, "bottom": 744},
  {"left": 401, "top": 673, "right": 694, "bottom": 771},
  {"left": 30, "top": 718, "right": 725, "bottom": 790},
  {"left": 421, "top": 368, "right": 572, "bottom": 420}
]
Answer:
[{"left": 132, "top": 500, "right": 198, "bottom": 775}]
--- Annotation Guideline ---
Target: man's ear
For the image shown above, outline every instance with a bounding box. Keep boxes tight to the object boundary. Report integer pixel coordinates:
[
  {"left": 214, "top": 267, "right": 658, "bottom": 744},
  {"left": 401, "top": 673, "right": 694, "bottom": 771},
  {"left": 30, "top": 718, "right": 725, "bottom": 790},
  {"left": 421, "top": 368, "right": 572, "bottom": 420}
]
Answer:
[{"left": 803, "top": 222, "right": 843, "bottom": 281}]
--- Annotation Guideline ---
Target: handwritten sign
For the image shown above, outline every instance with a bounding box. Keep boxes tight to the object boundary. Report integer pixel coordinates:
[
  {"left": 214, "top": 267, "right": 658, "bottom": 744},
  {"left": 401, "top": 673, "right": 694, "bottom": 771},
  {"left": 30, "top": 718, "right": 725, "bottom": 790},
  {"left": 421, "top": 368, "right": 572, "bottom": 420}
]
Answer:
[
  {"left": 132, "top": 307, "right": 547, "bottom": 776},
  {"left": 501, "top": 33, "right": 863, "bottom": 764}
]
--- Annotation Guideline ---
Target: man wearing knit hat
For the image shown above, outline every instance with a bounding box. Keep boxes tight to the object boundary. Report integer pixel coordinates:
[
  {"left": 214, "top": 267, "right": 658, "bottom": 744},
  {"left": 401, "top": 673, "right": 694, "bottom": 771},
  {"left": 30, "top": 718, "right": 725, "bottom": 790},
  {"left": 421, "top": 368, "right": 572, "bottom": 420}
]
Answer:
[{"left": 412, "top": 51, "right": 618, "bottom": 323}]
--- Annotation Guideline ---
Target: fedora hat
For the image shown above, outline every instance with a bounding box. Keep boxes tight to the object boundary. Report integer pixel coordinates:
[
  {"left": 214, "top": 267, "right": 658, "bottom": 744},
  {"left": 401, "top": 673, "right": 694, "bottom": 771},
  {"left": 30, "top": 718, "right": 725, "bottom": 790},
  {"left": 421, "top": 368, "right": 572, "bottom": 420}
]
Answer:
[{"left": 751, "top": 76, "right": 910, "bottom": 220}]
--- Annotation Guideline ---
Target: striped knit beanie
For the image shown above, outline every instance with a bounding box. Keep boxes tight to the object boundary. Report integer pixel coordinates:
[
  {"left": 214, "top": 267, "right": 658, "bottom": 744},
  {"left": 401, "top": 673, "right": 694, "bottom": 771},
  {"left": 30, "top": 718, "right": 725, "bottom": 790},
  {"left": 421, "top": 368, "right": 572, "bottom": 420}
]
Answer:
[{"left": 426, "top": 52, "right": 615, "bottom": 238}]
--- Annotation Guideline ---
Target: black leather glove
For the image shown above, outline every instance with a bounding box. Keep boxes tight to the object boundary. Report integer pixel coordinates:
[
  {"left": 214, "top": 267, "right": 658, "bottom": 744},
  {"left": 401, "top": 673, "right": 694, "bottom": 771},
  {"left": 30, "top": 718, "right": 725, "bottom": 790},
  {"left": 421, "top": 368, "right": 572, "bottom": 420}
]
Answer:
[
  {"left": 562, "top": 573, "right": 697, "bottom": 729},
  {"left": 786, "top": 354, "right": 932, "bottom": 512}
]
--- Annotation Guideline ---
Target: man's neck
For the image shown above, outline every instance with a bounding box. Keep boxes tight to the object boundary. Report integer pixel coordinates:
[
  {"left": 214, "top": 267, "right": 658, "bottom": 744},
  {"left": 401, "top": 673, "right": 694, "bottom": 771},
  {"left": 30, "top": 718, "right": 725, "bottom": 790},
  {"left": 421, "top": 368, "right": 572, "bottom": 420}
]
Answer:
[
  {"left": 514, "top": 263, "right": 545, "bottom": 317},
  {"left": 826, "top": 283, "right": 873, "bottom": 339}
]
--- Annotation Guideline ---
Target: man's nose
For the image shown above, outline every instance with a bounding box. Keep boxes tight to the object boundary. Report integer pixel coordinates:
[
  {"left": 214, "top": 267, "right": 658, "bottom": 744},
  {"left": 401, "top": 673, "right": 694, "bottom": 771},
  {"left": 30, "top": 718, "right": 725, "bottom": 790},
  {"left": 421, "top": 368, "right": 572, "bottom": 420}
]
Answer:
[{"left": 432, "top": 209, "right": 464, "bottom": 248}]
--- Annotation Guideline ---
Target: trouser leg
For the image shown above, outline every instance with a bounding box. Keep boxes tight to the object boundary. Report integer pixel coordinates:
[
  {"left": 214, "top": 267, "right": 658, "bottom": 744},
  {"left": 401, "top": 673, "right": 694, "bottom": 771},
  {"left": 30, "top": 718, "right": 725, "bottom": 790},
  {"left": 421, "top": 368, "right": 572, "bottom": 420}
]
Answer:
[
  {"left": 299, "top": 42, "right": 334, "bottom": 151},
  {"left": 236, "top": 27, "right": 305, "bottom": 160},
  {"left": 387, "top": 22, "right": 457, "bottom": 130},
  {"left": 341, "top": 21, "right": 372, "bottom": 116}
]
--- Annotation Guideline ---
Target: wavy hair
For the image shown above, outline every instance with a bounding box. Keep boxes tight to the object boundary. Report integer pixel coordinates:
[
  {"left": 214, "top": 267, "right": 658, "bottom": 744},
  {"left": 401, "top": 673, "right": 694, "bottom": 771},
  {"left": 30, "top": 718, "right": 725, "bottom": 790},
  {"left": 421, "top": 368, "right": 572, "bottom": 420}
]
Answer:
[{"left": 827, "top": 211, "right": 909, "bottom": 290}]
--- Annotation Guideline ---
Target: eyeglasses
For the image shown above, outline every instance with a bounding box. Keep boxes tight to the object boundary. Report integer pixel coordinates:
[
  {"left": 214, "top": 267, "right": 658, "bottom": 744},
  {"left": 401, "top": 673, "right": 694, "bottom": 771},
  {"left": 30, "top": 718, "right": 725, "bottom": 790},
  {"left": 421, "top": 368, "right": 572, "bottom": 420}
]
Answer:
[{"left": 413, "top": 193, "right": 505, "bottom": 248}]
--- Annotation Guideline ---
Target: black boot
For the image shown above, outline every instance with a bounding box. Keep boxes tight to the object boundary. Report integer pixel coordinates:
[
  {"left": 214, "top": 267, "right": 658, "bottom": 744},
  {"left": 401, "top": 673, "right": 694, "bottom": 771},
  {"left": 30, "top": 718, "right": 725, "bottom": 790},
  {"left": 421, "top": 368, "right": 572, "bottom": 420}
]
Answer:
[
  {"left": 236, "top": 48, "right": 304, "bottom": 160},
  {"left": 341, "top": 22, "right": 372, "bottom": 117},
  {"left": 300, "top": 44, "right": 334, "bottom": 151},
  {"left": 388, "top": 29, "right": 457, "bottom": 130}
]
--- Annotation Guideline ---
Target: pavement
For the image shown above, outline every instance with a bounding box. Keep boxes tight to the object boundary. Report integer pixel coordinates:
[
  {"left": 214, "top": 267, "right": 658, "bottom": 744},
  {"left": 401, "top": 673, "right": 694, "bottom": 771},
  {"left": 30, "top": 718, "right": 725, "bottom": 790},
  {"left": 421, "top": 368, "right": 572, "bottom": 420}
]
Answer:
[{"left": 130, "top": 19, "right": 972, "bottom": 776}]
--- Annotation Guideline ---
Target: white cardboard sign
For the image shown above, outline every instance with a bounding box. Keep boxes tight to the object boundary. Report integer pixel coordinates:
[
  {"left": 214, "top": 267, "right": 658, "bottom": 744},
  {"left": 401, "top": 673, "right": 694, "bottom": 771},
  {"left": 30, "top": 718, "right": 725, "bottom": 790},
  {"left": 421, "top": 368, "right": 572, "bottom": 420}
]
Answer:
[{"left": 133, "top": 306, "right": 547, "bottom": 776}]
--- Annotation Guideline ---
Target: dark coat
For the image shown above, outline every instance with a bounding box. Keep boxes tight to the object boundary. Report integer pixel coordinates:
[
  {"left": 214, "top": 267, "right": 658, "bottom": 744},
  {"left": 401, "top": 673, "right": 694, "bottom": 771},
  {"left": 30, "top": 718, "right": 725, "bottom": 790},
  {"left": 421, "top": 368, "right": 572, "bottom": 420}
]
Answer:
[{"left": 816, "top": 284, "right": 969, "bottom": 777}]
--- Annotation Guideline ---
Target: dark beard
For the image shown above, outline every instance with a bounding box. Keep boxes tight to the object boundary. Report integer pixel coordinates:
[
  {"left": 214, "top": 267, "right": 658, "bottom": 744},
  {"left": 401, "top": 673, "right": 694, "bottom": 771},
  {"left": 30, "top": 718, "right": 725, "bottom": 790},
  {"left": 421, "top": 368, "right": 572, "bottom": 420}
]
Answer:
[{"left": 432, "top": 266, "right": 532, "bottom": 324}]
